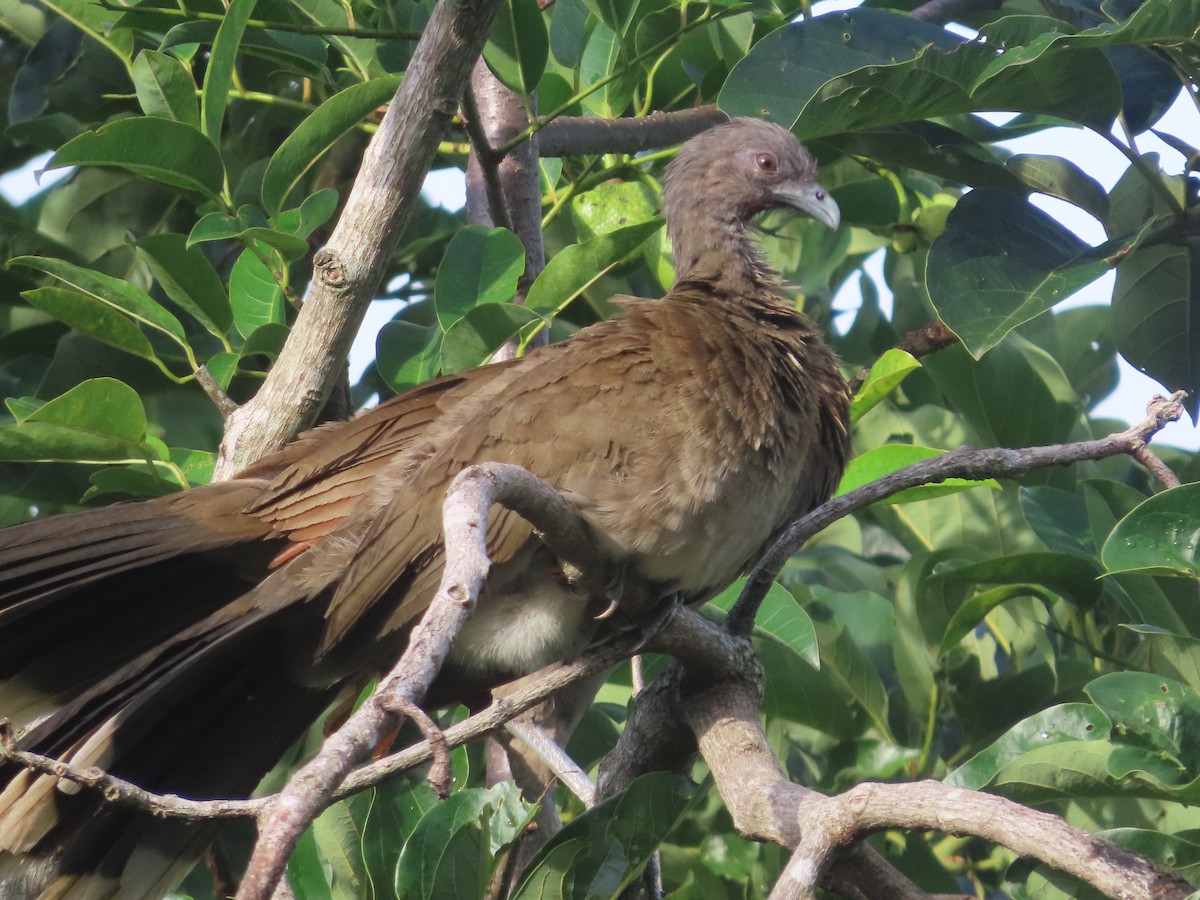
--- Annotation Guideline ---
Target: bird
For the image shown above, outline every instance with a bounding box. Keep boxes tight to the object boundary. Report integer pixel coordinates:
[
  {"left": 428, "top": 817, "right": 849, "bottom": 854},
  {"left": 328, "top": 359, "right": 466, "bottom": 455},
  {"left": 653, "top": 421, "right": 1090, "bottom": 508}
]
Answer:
[{"left": 0, "top": 117, "right": 850, "bottom": 899}]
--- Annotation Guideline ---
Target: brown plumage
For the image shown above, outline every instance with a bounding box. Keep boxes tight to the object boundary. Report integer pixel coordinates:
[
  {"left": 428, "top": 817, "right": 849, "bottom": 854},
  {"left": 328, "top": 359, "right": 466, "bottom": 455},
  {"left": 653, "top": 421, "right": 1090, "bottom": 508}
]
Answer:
[{"left": 0, "top": 117, "right": 850, "bottom": 899}]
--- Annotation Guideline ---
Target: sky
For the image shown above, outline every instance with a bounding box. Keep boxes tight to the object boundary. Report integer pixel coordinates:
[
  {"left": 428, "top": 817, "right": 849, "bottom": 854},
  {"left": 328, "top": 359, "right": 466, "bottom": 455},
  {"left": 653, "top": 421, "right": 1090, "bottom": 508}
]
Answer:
[{"left": 2, "top": 13, "right": 1197, "bottom": 449}]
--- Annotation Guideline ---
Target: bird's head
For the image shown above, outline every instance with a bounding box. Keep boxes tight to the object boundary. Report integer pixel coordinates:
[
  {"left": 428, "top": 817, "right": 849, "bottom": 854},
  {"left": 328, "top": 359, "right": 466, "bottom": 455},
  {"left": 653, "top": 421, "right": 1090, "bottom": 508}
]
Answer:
[{"left": 662, "top": 118, "right": 840, "bottom": 283}]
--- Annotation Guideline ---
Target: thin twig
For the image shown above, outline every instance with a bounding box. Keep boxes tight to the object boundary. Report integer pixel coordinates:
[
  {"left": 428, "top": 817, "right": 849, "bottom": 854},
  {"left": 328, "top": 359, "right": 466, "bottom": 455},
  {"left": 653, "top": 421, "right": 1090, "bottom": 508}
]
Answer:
[
  {"left": 195, "top": 364, "right": 239, "bottom": 419},
  {"left": 0, "top": 634, "right": 642, "bottom": 823},
  {"left": 504, "top": 719, "right": 597, "bottom": 807},
  {"left": 847, "top": 319, "right": 959, "bottom": 394},
  {"left": 1131, "top": 444, "right": 1183, "bottom": 489}
]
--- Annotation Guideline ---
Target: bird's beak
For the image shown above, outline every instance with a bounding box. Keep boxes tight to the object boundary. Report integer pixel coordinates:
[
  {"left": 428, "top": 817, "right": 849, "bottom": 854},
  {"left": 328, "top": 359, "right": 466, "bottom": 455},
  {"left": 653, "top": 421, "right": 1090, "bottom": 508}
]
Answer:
[{"left": 775, "top": 181, "right": 841, "bottom": 231}]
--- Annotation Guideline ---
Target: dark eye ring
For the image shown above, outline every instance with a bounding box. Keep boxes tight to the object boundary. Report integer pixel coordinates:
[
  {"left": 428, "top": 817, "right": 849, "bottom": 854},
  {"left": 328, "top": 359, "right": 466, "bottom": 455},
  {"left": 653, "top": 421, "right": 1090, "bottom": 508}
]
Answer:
[{"left": 755, "top": 153, "right": 777, "bottom": 172}]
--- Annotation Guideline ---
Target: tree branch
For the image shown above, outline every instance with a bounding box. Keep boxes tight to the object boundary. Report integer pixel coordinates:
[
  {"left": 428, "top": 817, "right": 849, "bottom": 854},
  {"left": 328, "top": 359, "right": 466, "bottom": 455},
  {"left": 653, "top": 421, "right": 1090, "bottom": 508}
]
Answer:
[
  {"left": 537, "top": 107, "right": 729, "bottom": 157},
  {"left": 771, "top": 779, "right": 1193, "bottom": 900}
]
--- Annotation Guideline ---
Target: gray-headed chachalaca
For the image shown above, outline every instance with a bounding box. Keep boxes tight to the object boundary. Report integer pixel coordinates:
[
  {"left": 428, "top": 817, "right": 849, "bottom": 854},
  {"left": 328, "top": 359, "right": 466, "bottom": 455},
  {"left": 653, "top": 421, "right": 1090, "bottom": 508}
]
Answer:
[{"left": 0, "top": 118, "right": 850, "bottom": 899}]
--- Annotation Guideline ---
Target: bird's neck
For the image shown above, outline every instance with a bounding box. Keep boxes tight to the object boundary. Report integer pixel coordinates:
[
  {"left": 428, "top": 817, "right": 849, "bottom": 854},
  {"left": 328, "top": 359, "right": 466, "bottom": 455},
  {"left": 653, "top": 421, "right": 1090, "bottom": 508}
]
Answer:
[{"left": 668, "top": 215, "right": 781, "bottom": 293}]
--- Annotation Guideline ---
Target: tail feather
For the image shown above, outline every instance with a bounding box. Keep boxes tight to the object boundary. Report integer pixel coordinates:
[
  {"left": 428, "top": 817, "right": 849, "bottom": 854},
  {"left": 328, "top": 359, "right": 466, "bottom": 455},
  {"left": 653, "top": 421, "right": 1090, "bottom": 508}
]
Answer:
[{"left": 0, "top": 480, "right": 334, "bottom": 898}]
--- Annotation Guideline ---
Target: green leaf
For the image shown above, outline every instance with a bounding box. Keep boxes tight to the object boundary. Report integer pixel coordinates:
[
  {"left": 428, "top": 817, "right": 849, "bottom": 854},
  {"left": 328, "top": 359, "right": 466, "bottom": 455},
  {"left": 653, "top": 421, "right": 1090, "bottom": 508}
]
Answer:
[
  {"left": 200, "top": 0, "right": 256, "bottom": 142},
  {"left": 46, "top": 117, "right": 224, "bottom": 201},
  {"left": 572, "top": 180, "right": 659, "bottom": 239},
  {"left": 9, "top": 255, "right": 190, "bottom": 346},
  {"left": 977, "top": 0, "right": 1200, "bottom": 79},
  {"left": 272, "top": 189, "right": 339, "bottom": 240},
  {"left": 229, "top": 247, "right": 285, "bottom": 339},
  {"left": 132, "top": 50, "right": 199, "bottom": 127},
  {"left": 1112, "top": 242, "right": 1200, "bottom": 420},
  {"left": 188, "top": 208, "right": 311, "bottom": 260},
  {"left": 22, "top": 286, "right": 160, "bottom": 366},
  {"left": 835, "top": 445, "right": 999, "bottom": 504},
  {"left": 441, "top": 303, "right": 540, "bottom": 373},
  {"left": 947, "top": 703, "right": 1111, "bottom": 790},
  {"left": 928, "top": 552, "right": 1104, "bottom": 609},
  {"left": 134, "top": 232, "right": 232, "bottom": 335},
  {"left": 821, "top": 621, "right": 892, "bottom": 739},
  {"left": 524, "top": 219, "right": 662, "bottom": 318},
  {"left": 850, "top": 349, "right": 920, "bottom": 423},
  {"left": 549, "top": 0, "right": 590, "bottom": 68},
  {"left": 157, "top": 20, "right": 329, "bottom": 77},
  {"left": 1102, "top": 484, "right": 1200, "bottom": 578},
  {"left": 1123, "top": 625, "right": 1200, "bottom": 694},
  {"left": 396, "top": 783, "right": 529, "bottom": 900},
  {"left": 927, "top": 189, "right": 1112, "bottom": 358},
  {"left": 0, "top": 378, "right": 152, "bottom": 463},
  {"left": 708, "top": 578, "right": 820, "bottom": 668},
  {"left": 1086, "top": 672, "right": 1200, "bottom": 797},
  {"left": 719, "top": 8, "right": 1121, "bottom": 138},
  {"left": 939, "top": 583, "right": 1055, "bottom": 654},
  {"left": 484, "top": 0, "right": 548, "bottom": 96},
  {"left": 510, "top": 773, "right": 697, "bottom": 900},
  {"left": 990, "top": 739, "right": 1121, "bottom": 803},
  {"left": 376, "top": 321, "right": 442, "bottom": 393},
  {"left": 261, "top": 76, "right": 401, "bottom": 214},
  {"left": 1004, "top": 154, "right": 1109, "bottom": 222},
  {"left": 434, "top": 226, "right": 526, "bottom": 330}
]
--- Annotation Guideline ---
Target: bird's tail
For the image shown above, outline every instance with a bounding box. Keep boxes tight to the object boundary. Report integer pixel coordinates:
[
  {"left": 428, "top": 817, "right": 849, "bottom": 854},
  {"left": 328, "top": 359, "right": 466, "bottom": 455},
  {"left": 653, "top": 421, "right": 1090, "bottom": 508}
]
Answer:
[{"left": 0, "top": 483, "right": 334, "bottom": 899}]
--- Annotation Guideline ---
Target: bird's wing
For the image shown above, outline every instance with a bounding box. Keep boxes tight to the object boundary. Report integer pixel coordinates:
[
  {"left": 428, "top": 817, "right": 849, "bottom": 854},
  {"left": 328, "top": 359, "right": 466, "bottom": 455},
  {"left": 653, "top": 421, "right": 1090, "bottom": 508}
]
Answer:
[
  {"left": 312, "top": 311, "right": 671, "bottom": 655},
  {"left": 241, "top": 361, "right": 522, "bottom": 546}
]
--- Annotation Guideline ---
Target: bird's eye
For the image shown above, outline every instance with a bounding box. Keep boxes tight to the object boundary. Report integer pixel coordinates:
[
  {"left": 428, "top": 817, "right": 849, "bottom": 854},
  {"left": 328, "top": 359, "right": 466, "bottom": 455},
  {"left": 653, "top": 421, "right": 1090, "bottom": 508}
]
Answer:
[{"left": 755, "top": 153, "right": 778, "bottom": 173}]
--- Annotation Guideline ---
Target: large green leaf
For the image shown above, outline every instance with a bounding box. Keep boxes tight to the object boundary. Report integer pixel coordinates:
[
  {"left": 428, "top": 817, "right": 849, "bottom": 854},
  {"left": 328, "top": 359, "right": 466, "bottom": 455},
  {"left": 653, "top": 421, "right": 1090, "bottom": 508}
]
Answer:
[
  {"left": 1102, "top": 484, "right": 1200, "bottom": 578},
  {"left": 134, "top": 232, "right": 233, "bottom": 336},
  {"left": 395, "top": 783, "right": 529, "bottom": 900},
  {"left": 927, "top": 189, "right": 1111, "bottom": 358},
  {"left": 1112, "top": 242, "right": 1200, "bottom": 420},
  {"left": 719, "top": 8, "right": 1122, "bottom": 138},
  {"left": 947, "top": 703, "right": 1111, "bottom": 790},
  {"left": 849, "top": 349, "right": 921, "bottom": 423},
  {"left": 9, "top": 255, "right": 190, "bottom": 346},
  {"left": 21, "top": 286, "right": 163, "bottom": 370},
  {"left": 229, "top": 247, "right": 285, "bottom": 338},
  {"left": 0, "top": 378, "right": 153, "bottom": 463},
  {"left": 524, "top": 219, "right": 662, "bottom": 320},
  {"left": 261, "top": 76, "right": 401, "bottom": 214},
  {"left": 433, "top": 226, "right": 526, "bottom": 330},
  {"left": 46, "top": 117, "right": 225, "bottom": 201},
  {"left": 441, "top": 304, "right": 540, "bottom": 373},
  {"left": 510, "top": 773, "right": 696, "bottom": 900},
  {"left": 131, "top": 50, "right": 199, "bottom": 128},
  {"left": 708, "top": 578, "right": 820, "bottom": 668},
  {"left": 376, "top": 321, "right": 443, "bottom": 393},
  {"left": 200, "top": 0, "right": 256, "bottom": 142},
  {"left": 484, "top": 0, "right": 548, "bottom": 96},
  {"left": 977, "top": 0, "right": 1200, "bottom": 80},
  {"left": 1087, "top": 672, "right": 1200, "bottom": 798}
]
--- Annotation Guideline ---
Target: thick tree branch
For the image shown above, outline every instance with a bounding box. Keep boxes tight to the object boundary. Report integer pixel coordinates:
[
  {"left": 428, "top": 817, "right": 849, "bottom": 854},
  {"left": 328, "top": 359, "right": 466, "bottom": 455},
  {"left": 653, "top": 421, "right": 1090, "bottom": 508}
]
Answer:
[
  {"left": 771, "top": 779, "right": 1193, "bottom": 900},
  {"left": 537, "top": 107, "right": 730, "bottom": 157},
  {"left": 213, "top": 0, "right": 506, "bottom": 479}
]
